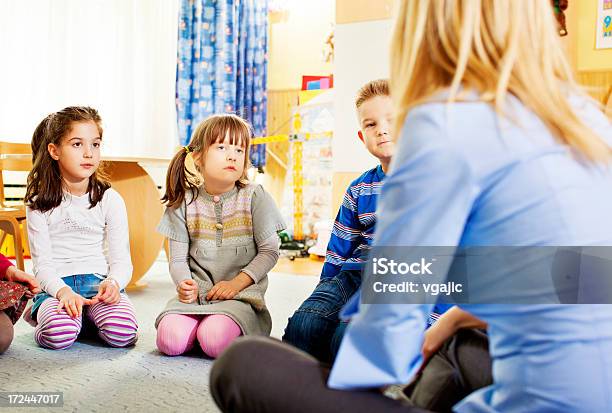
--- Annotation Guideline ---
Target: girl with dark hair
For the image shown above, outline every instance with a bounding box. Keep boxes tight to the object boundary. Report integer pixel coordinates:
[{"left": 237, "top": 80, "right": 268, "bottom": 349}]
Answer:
[{"left": 25, "top": 106, "right": 138, "bottom": 350}]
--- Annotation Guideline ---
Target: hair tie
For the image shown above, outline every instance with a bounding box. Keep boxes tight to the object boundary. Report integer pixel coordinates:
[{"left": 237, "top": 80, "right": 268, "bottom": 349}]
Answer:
[{"left": 184, "top": 146, "right": 192, "bottom": 154}]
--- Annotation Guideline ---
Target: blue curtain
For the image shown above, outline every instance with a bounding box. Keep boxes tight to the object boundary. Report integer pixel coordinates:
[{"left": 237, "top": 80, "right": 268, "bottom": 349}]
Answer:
[{"left": 176, "top": 0, "right": 268, "bottom": 167}]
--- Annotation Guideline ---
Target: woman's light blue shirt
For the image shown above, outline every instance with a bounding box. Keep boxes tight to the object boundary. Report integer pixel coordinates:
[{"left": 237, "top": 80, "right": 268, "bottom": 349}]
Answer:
[{"left": 328, "top": 94, "right": 612, "bottom": 412}]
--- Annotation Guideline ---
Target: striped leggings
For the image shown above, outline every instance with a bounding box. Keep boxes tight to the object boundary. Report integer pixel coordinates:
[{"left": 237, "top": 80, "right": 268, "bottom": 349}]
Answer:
[{"left": 34, "top": 294, "right": 138, "bottom": 350}]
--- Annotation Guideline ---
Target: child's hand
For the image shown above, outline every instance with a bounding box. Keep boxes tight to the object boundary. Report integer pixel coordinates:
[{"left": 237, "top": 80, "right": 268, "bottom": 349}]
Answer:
[
  {"left": 5, "top": 266, "right": 42, "bottom": 298},
  {"left": 206, "top": 280, "right": 240, "bottom": 301},
  {"left": 421, "top": 307, "right": 487, "bottom": 366},
  {"left": 91, "top": 278, "right": 121, "bottom": 305},
  {"left": 177, "top": 279, "right": 199, "bottom": 303},
  {"left": 421, "top": 318, "right": 456, "bottom": 364},
  {"left": 56, "top": 287, "right": 92, "bottom": 318},
  {"left": 206, "top": 272, "right": 254, "bottom": 301}
]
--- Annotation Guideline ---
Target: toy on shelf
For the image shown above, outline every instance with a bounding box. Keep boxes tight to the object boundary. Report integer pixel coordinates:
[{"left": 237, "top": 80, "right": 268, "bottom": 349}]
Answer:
[
  {"left": 278, "top": 231, "right": 311, "bottom": 261},
  {"left": 252, "top": 87, "right": 333, "bottom": 243}
]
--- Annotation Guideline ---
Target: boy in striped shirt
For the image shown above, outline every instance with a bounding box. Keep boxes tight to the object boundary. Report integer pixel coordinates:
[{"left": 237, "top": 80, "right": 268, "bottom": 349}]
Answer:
[{"left": 282, "top": 79, "right": 396, "bottom": 363}]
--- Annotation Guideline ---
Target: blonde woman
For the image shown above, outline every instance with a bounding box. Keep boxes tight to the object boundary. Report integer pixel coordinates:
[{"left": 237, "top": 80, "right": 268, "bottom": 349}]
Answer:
[{"left": 210, "top": 1, "right": 612, "bottom": 412}]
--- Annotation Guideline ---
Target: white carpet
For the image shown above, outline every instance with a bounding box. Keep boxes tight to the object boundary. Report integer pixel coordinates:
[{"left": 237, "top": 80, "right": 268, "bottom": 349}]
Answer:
[{"left": 1, "top": 258, "right": 319, "bottom": 412}]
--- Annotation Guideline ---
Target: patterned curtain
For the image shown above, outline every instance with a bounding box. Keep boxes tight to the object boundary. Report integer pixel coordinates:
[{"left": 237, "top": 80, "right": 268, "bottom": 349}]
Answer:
[{"left": 176, "top": 0, "right": 268, "bottom": 167}]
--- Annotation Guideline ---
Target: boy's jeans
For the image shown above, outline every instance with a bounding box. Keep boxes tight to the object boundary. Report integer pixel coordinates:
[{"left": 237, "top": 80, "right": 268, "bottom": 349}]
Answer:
[{"left": 282, "top": 269, "right": 361, "bottom": 364}]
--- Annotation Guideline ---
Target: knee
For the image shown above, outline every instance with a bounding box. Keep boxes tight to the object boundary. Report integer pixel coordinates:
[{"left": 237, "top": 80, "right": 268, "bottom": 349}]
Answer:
[
  {"left": 199, "top": 339, "right": 236, "bottom": 359},
  {"left": 156, "top": 319, "right": 195, "bottom": 356},
  {"left": 197, "top": 315, "right": 242, "bottom": 359},
  {"left": 156, "top": 331, "right": 183, "bottom": 356},
  {"left": 282, "top": 310, "right": 319, "bottom": 345},
  {"left": 98, "top": 318, "right": 138, "bottom": 348},
  {"left": 35, "top": 318, "right": 80, "bottom": 350},
  {"left": 0, "top": 321, "right": 14, "bottom": 354},
  {"left": 89, "top": 299, "right": 139, "bottom": 348}
]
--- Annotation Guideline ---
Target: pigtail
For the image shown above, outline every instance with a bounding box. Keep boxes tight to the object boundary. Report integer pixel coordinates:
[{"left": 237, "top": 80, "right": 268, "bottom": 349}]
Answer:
[
  {"left": 163, "top": 114, "right": 254, "bottom": 205},
  {"left": 30, "top": 114, "right": 52, "bottom": 162},
  {"left": 161, "top": 146, "right": 200, "bottom": 209},
  {"left": 25, "top": 115, "right": 63, "bottom": 211}
]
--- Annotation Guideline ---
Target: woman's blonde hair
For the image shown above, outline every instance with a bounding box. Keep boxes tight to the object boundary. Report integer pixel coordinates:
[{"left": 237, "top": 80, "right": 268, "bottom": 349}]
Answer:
[{"left": 390, "top": 0, "right": 611, "bottom": 162}]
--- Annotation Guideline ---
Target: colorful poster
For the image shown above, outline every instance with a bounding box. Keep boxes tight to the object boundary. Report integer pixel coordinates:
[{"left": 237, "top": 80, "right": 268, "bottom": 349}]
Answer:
[{"left": 596, "top": 0, "right": 612, "bottom": 49}]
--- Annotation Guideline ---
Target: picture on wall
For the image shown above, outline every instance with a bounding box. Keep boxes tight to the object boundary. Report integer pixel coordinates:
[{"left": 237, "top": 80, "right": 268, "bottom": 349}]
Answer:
[{"left": 596, "top": 0, "right": 612, "bottom": 49}]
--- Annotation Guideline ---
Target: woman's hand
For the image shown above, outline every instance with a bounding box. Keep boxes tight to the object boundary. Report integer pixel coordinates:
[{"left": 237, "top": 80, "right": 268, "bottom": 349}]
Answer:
[
  {"left": 177, "top": 279, "right": 199, "bottom": 303},
  {"left": 91, "top": 278, "right": 121, "bottom": 305},
  {"left": 5, "top": 266, "right": 42, "bottom": 298},
  {"left": 56, "top": 287, "right": 92, "bottom": 318}
]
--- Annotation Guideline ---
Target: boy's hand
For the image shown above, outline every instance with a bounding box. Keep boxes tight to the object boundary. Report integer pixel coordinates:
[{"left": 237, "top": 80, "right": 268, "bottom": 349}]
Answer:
[
  {"left": 91, "top": 278, "right": 121, "bottom": 305},
  {"left": 421, "top": 307, "right": 487, "bottom": 366},
  {"left": 177, "top": 279, "right": 199, "bottom": 303},
  {"left": 421, "top": 318, "right": 456, "bottom": 364},
  {"left": 5, "top": 266, "right": 42, "bottom": 298},
  {"left": 206, "top": 280, "right": 240, "bottom": 301},
  {"left": 56, "top": 287, "right": 92, "bottom": 319}
]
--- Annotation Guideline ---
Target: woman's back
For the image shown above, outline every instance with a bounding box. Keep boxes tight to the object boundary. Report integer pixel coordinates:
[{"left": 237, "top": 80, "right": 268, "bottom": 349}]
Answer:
[
  {"left": 396, "top": 95, "right": 612, "bottom": 411},
  {"left": 444, "top": 95, "right": 612, "bottom": 247}
]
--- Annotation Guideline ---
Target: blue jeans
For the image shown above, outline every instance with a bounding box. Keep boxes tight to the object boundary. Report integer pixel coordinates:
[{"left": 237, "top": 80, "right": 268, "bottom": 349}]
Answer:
[{"left": 282, "top": 269, "right": 361, "bottom": 364}]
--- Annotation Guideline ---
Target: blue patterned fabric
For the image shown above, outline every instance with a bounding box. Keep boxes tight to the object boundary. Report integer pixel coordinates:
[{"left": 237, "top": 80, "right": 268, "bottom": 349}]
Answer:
[
  {"left": 321, "top": 165, "right": 385, "bottom": 280},
  {"left": 176, "top": 0, "right": 268, "bottom": 166}
]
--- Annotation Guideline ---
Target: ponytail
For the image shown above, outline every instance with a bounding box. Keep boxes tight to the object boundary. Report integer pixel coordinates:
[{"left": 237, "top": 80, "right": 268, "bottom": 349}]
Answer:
[{"left": 161, "top": 146, "right": 200, "bottom": 208}]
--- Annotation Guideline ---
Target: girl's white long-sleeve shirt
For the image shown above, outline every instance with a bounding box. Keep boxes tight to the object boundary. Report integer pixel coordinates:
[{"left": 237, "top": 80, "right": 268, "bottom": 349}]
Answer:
[{"left": 26, "top": 188, "right": 133, "bottom": 297}]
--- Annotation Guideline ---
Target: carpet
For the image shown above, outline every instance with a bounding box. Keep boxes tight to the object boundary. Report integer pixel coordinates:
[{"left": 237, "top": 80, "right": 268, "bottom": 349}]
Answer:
[{"left": 0, "top": 258, "right": 319, "bottom": 412}]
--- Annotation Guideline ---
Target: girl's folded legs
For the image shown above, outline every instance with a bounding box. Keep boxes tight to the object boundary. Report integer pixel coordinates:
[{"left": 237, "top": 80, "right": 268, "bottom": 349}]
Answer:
[
  {"left": 34, "top": 294, "right": 139, "bottom": 350},
  {"left": 156, "top": 314, "right": 200, "bottom": 356},
  {"left": 156, "top": 313, "right": 242, "bottom": 358}
]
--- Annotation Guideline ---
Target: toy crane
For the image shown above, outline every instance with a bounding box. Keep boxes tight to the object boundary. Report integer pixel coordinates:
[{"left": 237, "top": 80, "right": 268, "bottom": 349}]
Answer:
[{"left": 252, "top": 113, "right": 332, "bottom": 242}]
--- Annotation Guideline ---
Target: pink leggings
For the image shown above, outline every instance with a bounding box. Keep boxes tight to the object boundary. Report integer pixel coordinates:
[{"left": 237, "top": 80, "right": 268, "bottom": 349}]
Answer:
[
  {"left": 35, "top": 294, "right": 139, "bottom": 350},
  {"left": 156, "top": 313, "right": 242, "bottom": 358}
]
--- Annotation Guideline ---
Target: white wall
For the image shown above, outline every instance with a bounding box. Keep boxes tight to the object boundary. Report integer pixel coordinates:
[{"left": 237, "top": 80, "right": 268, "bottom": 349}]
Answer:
[
  {"left": 268, "top": 0, "right": 334, "bottom": 90},
  {"left": 0, "top": 0, "right": 179, "bottom": 159},
  {"left": 333, "top": 19, "right": 393, "bottom": 173}
]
